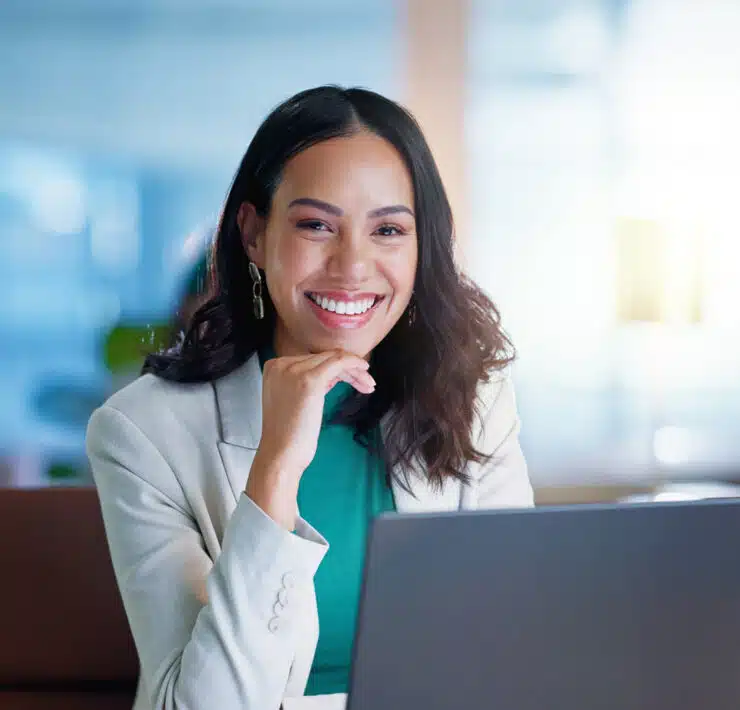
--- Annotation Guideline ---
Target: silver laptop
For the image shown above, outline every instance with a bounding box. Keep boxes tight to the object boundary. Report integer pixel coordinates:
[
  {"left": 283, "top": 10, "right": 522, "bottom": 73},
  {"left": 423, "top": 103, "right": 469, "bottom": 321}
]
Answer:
[{"left": 347, "top": 499, "right": 740, "bottom": 710}]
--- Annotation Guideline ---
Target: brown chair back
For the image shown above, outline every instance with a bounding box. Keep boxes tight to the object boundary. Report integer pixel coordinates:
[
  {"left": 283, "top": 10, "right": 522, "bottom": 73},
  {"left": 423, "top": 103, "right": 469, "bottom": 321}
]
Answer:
[{"left": 0, "top": 486, "right": 138, "bottom": 704}]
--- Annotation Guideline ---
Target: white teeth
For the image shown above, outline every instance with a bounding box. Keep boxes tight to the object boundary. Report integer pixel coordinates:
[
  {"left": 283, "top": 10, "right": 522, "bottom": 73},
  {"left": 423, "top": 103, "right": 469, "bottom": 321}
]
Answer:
[{"left": 309, "top": 293, "right": 377, "bottom": 315}]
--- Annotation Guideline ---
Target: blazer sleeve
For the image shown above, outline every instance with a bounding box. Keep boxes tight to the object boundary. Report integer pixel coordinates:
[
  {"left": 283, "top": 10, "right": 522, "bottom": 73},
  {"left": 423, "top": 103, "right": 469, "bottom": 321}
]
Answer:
[
  {"left": 87, "top": 404, "right": 328, "bottom": 710},
  {"left": 470, "top": 374, "right": 535, "bottom": 509}
]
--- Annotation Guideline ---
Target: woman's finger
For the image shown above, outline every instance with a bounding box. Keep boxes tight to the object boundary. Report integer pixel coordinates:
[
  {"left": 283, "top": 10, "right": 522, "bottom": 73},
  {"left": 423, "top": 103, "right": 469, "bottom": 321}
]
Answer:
[
  {"left": 307, "top": 354, "right": 375, "bottom": 392},
  {"left": 334, "top": 368, "right": 375, "bottom": 395},
  {"left": 279, "top": 350, "right": 370, "bottom": 380}
]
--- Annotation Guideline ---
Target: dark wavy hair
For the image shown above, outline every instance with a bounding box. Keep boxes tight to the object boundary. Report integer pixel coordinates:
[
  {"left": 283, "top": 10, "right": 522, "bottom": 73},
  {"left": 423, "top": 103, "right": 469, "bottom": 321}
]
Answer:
[{"left": 143, "top": 85, "right": 514, "bottom": 488}]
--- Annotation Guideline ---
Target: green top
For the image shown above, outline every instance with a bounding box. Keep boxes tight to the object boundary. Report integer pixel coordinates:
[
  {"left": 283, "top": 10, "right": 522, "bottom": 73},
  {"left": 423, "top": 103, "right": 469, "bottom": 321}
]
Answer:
[{"left": 259, "top": 350, "right": 396, "bottom": 696}]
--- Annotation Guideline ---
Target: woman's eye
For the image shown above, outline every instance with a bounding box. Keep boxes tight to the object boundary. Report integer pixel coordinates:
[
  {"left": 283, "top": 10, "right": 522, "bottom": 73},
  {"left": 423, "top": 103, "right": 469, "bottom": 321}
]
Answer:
[
  {"left": 375, "top": 224, "right": 403, "bottom": 237},
  {"left": 297, "top": 220, "right": 330, "bottom": 232}
]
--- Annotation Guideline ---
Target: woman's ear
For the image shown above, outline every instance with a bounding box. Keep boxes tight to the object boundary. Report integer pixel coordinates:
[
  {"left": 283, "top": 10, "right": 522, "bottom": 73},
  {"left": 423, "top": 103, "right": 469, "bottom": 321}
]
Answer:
[{"left": 237, "top": 202, "right": 266, "bottom": 269}]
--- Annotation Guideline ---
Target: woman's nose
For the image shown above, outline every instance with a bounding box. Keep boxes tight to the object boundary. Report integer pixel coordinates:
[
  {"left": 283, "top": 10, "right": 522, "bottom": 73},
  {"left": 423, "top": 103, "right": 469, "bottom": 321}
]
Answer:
[{"left": 328, "top": 236, "right": 371, "bottom": 283}]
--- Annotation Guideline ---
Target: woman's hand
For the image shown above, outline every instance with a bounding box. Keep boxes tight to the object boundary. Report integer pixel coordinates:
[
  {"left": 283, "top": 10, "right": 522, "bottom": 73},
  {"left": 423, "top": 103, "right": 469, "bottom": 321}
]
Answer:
[{"left": 246, "top": 350, "right": 375, "bottom": 530}]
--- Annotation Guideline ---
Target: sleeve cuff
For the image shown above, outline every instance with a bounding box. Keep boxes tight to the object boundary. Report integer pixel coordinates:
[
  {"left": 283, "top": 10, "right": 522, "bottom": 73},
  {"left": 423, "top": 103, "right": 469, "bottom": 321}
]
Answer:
[{"left": 223, "top": 493, "right": 329, "bottom": 582}]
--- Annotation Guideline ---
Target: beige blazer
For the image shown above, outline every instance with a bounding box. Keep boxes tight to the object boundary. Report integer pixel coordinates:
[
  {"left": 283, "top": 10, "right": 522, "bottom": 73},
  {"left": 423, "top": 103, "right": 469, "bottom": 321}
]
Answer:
[{"left": 86, "top": 353, "right": 533, "bottom": 710}]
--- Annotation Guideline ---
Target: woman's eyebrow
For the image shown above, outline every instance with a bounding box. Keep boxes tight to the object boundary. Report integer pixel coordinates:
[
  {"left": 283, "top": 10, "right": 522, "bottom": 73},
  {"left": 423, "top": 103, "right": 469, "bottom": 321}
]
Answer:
[
  {"left": 287, "top": 198, "right": 414, "bottom": 219},
  {"left": 287, "top": 197, "right": 343, "bottom": 216},
  {"left": 368, "top": 205, "right": 414, "bottom": 218}
]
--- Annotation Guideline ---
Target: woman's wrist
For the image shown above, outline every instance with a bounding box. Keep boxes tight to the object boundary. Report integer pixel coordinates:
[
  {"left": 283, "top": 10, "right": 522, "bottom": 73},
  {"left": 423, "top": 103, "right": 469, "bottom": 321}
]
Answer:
[{"left": 245, "top": 451, "right": 301, "bottom": 531}]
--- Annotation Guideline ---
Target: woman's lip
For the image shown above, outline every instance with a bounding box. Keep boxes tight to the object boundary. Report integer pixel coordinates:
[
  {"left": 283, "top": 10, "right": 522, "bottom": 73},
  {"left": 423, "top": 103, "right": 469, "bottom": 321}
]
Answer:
[
  {"left": 305, "top": 290, "right": 382, "bottom": 301},
  {"left": 305, "top": 293, "right": 382, "bottom": 330}
]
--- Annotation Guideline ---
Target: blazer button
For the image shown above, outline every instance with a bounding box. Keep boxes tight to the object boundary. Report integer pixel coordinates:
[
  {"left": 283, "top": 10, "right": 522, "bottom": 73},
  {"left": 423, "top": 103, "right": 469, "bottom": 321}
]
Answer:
[
  {"left": 282, "top": 571, "right": 297, "bottom": 589},
  {"left": 268, "top": 617, "right": 280, "bottom": 634}
]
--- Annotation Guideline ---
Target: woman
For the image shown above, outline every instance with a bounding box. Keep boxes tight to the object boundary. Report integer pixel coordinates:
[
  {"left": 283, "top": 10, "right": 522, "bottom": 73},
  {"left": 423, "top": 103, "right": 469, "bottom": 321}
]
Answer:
[{"left": 87, "top": 85, "right": 533, "bottom": 710}]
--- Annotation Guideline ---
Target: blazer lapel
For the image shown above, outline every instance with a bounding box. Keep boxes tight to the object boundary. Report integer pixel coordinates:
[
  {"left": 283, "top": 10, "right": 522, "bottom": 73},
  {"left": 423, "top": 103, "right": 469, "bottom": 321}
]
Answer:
[
  {"left": 214, "top": 353, "right": 263, "bottom": 503},
  {"left": 215, "top": 353, "right": 263, "bottom": 448}
]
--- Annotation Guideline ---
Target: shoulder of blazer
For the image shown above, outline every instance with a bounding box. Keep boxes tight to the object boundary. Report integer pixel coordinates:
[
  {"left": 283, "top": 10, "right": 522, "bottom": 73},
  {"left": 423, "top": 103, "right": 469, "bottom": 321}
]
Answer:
[{"left": 97, "top": 370, "right": 220, "bottom": 447}]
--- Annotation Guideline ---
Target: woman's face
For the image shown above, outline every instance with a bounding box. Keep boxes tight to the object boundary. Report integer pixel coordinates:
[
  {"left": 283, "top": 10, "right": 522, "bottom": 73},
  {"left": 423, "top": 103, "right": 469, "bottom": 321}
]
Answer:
[{"left": 244, "top": 131, "right": 418, "bottom": 358}]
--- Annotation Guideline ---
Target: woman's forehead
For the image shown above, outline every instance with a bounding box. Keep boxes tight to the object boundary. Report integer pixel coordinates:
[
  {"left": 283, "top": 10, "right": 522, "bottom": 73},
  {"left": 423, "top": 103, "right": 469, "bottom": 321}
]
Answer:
[{"left": 273, "top": 133, "right": 414, "bottom": 211}]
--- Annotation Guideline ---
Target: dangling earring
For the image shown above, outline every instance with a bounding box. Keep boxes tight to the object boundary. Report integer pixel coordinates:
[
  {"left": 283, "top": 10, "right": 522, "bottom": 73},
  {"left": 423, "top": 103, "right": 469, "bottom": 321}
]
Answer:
[{"left": 249, "top": 262, "right": 264, "bottom": 320}]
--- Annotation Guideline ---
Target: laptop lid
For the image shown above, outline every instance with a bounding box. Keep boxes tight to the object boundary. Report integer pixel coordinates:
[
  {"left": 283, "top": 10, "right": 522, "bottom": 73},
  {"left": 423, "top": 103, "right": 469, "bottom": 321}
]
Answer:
[{"left": 348, "top": 499, "right": 740, "bottom": 710}]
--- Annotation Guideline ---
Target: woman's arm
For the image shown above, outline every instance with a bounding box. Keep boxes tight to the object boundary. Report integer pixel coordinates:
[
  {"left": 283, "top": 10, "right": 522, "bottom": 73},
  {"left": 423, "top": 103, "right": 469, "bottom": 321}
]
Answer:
[
  {"left": 87, "top": 404, "right": 327, "bottom": 710},
  {"left": 470, "top": 374, "right": 535, "bottom": 509}
]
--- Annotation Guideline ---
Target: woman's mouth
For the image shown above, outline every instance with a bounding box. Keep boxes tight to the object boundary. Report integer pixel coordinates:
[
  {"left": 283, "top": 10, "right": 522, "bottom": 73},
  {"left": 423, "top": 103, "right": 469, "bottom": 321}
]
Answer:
[
  {"left": 304, "top": 291, "right": 385, "bottom": 329},
  {"left": 306, "top": 292, "right": 381, "bottom": 315}
]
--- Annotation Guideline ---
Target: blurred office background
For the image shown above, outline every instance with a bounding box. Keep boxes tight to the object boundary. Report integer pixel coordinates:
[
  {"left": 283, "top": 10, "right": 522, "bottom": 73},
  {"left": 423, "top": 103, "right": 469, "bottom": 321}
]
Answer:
[{"left": 0, "top": 0, "right": 738, "bottom": 501}]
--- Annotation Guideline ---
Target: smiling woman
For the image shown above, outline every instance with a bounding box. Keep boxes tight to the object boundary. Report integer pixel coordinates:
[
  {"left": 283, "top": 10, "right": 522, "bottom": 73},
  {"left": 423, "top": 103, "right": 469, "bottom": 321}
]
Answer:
[{"left": 86, "top": 86, "right": 533, "bottom": 710}]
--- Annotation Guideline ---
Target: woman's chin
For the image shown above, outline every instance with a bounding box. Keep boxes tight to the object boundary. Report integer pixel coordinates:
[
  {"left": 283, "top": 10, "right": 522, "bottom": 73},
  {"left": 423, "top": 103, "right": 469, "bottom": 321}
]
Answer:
[{"left": 305, "top": 338, "right": 373, "bottom": 360}]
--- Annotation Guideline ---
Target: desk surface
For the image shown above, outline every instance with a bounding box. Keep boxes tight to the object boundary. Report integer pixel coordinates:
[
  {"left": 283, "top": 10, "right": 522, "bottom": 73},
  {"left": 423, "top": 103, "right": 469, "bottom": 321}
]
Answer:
[{"left": 283, "top": 694, "right": 346, "bottom": 710}]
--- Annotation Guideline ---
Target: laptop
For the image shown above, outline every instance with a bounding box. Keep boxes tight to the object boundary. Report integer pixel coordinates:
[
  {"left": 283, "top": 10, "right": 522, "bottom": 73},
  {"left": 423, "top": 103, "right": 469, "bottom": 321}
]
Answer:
[{"left": 347, "top": 499, "right": 740, "bottom": 710}]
